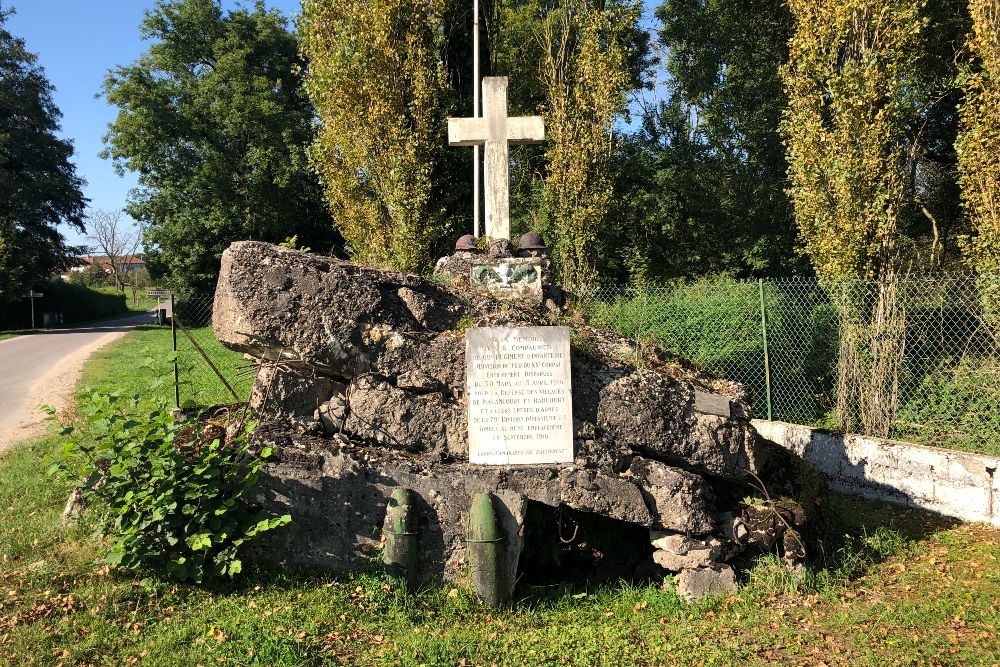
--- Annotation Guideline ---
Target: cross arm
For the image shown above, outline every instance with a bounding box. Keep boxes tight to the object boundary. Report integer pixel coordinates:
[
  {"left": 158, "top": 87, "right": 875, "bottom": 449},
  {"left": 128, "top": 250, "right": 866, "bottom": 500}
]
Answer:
[
  {"left": 507, "top": 116, "right": 545, "bottom": 144},
  {"left": 448, "top": 117, "right": 489, "bottom": 146}
]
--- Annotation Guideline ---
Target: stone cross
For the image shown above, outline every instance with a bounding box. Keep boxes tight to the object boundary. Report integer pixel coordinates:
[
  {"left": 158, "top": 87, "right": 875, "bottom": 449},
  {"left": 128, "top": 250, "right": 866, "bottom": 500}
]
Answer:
[{"left": 448, "top": 76, "right": 545, "bottom": 241}]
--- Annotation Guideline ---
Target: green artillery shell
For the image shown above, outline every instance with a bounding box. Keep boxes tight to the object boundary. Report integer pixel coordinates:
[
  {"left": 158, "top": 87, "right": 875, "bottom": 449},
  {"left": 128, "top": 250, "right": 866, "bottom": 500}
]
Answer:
[
  {"left": 383, "top": 487, "right": 419, "bottom": 590},
  {"left": 467, "top": 492, "right": 506, "bottom": 606}
]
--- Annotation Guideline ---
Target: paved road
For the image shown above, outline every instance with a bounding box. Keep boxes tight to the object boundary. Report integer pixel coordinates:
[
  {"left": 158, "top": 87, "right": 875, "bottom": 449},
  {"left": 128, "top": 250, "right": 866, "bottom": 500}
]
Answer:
[{"left": 0, "top": 312, "right": 152, "bottom": 443}]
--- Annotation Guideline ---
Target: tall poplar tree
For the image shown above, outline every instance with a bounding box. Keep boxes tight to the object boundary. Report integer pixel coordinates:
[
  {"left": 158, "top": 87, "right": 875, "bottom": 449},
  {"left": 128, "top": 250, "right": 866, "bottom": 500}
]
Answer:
[
  {"left": 957, "top": 0, "right": 1000, "bottom": 275},
  {"left": 300, "top": 0, "right": 459, "bottom": 273},
  {"left": 783, "top": 0, "right": 929, "bottom": 436},
  {"left": 491, "top": 0, "right": 645, "bottom": 289}
]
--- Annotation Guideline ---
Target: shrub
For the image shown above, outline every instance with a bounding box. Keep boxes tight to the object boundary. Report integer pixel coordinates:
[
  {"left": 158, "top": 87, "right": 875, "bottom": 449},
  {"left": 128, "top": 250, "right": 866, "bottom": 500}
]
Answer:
[
  {"left": 895, "top": 357, "right": 1000, "bottom": 455},
  {"left": 588, "top": 278, "right": 766, "bottom": 367},
  {"left": 51, "top": 384, "right": 289, "bottom": 583},
  {"left": 0, "top": 280, "right": 128, "bottom": 330},
  {"left": 68, "top": 264, "right": 112, "bottom": 288}
]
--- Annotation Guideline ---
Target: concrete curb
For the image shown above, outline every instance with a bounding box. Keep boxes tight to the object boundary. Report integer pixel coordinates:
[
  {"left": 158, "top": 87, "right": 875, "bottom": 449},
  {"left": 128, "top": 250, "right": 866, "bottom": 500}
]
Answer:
[{"left": 753, "top": 419, "right": 1000, "bottom": 527}]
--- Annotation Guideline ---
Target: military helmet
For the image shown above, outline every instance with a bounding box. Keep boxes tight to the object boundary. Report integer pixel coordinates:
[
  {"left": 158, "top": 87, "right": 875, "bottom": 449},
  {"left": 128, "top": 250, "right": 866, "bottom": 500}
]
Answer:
[
  {"left": 518, "top": 232, "right": 546, "bottom": 250},
  {"left": 455, "top": 234, "right": 478, "bottom": 251}
]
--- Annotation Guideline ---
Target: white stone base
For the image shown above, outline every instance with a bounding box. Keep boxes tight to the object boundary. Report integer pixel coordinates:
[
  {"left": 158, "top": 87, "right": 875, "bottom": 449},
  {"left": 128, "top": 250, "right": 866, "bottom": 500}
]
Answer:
[{"left": 753, "top": 420, "right": 1000, "bottom": 527}]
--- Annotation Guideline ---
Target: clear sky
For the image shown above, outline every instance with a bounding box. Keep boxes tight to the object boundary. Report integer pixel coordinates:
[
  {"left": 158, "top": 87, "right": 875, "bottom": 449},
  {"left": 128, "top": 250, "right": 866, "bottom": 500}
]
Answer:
[{"left": 5, "top": 0, "right": 303, "bottom": 251}]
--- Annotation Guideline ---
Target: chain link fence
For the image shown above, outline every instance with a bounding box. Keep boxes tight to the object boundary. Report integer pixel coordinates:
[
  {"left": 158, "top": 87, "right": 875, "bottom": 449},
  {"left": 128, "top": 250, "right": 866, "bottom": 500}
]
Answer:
[
  {"left": 581, "top": 274, "right": 999, "bottom": 455},
  {"left": 168, "top": 293, "right": 255, "bottom": 408},
  {"left": 160, "top": 275, "right": 998, "bottom": 456}
]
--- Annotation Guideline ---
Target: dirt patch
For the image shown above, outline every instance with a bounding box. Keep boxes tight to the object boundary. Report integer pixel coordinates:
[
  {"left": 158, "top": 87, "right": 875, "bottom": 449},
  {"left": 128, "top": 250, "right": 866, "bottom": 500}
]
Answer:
[{"left": 0, "top": 328, "right": 132, "bottom": 453}]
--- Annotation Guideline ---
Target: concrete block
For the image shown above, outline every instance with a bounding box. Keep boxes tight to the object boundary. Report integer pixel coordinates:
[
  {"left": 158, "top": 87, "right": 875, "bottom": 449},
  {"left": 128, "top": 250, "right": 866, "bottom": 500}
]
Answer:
[{"left": 752, "top": 419, "right": 1000, "bottom": 527}]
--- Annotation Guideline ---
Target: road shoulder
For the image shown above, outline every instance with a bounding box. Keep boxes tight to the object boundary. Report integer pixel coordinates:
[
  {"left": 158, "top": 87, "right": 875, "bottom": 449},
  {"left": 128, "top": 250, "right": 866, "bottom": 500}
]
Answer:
[{"left": 0, "top": 327, "right": 135, "bottom": 452}]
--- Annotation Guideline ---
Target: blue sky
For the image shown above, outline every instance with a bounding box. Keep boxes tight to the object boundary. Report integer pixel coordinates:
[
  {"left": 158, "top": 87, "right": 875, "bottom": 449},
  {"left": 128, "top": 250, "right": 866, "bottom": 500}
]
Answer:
[{"left": 5, "top": 0, "right": 302, "bottom": 250}]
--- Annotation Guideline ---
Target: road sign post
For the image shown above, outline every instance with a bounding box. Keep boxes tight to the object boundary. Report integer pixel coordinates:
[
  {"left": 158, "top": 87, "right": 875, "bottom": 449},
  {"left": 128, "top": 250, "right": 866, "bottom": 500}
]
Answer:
[
  {"left": 147, "top": 290, "right": 171, "bottom": 326},
  {"left": 27, "top": 291, "right": 42, "bottom": 330}
]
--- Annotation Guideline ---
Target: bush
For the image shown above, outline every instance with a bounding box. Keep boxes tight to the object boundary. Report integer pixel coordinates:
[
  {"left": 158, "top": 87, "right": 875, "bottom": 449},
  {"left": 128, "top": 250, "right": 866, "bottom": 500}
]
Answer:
[
  {"left": 51, "top": 382, "right": 290, "bottom": 583},
  {"left": 68, "top": 264, "right": 112, "bottom": 288},
  {"left": 895, "top": 357, "right": 1000, "bottom": 455},
  {"left": 588, "top": 278, "right": 766, "bottom": 367},
  {"left": 585, "top": 278, "right": 842, "bottom": 424}
]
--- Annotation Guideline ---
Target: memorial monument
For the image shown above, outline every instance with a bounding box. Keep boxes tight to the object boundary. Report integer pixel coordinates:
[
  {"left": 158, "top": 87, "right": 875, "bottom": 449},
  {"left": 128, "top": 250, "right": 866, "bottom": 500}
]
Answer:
[{"left": 208, "top": 74, "right": 817, "bottom": 605}]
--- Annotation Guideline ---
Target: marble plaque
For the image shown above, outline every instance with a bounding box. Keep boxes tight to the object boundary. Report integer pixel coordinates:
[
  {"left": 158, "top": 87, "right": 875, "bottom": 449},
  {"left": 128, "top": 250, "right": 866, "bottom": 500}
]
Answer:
[{"left": 466, "top": 326, "right": 573, "bottom": 465}]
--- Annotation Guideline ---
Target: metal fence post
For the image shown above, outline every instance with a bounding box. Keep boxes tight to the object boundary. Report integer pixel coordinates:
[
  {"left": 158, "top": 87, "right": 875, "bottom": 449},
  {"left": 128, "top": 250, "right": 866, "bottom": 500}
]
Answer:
[
  {"left": 171, "top": 292, "right": 180, "bottom": 410},
  {"left": 758, "top": 278, "right": 773, "bottom": 421}
]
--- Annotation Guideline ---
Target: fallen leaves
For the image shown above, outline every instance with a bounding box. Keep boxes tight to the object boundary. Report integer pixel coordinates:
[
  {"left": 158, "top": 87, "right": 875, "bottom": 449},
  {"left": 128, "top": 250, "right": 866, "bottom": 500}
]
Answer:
[{"left": 208, "top": 625, "right": 227, "bottom": 643}]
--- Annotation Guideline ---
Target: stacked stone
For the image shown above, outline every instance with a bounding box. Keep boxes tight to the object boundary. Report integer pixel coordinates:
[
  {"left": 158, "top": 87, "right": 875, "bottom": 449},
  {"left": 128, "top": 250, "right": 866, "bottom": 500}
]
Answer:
[{"left": 649, "top": 532, "right": 736, "bottom": 601}]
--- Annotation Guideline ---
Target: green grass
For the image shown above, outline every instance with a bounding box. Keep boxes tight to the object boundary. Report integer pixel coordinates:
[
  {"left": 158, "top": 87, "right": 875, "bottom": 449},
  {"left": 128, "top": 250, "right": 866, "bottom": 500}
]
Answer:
[
  {"left": 81, "top": 324, "right": 252, "bottom": 408},
  {"left": 0, "top": 327, "right": 998, "bottom": 665},
  {"left": 589, "top": 285, "right": 999, "bottom": 458}
]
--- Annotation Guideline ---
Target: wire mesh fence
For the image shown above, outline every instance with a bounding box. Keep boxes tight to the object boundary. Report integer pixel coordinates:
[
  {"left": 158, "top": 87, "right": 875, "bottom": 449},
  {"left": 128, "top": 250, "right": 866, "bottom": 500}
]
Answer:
[
  {"left": 581, "top": 274, "right": 999, "bottom": 455},
  {"left": 161, "top": 274, "right": 998, "bottom": 456},
  {"left": 169, "top": 293, "right": 255, "bottom": 408}
]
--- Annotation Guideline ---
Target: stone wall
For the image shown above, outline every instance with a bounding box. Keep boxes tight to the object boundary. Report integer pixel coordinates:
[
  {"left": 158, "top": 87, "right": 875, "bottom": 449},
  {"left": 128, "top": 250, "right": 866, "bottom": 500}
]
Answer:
[{"left": 753, "top": 420, "right": 1000, "bottom": 527}]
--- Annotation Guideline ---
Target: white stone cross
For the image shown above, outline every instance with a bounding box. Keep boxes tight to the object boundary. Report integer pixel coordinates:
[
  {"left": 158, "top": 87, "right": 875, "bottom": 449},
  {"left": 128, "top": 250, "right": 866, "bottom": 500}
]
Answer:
[{"left": 448, "top": 76, "right": 545, "bottom": 241}]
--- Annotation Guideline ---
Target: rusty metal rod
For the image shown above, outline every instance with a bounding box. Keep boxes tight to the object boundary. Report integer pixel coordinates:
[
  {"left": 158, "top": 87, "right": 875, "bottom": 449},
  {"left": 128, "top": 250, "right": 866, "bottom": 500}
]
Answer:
[{"left": 173, "top": 313, "right": 241, "bottom": 402}]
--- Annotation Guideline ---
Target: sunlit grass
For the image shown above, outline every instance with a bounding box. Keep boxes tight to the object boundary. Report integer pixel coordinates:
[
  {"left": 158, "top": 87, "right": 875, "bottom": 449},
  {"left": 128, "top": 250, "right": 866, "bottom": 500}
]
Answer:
[{"left": 0, "top": 328, "right": 998, "bottom": 665}]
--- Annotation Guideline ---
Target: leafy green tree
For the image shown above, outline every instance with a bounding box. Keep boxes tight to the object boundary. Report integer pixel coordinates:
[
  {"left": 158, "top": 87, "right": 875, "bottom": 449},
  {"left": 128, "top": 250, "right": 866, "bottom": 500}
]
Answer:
[
  {"left": 101, "top": 0, "right": 336, "bottom": 294},
  {"left": 488, "top": 0, "right": 645, "bottom": 288},
  {"left": 626, "top": 0, "right": 801, "bottom": 281},
  {"left": 539, "top": 1, "right": 641, "bottom": 289},
  {"left": 301, "top": 0, "right": 461, "bottom": 273},
  {"left": 782, "top": 0, "right": 970, "bottom": 437},
  {"left": 782, "top": 0, "right": 967, "bottom": 280},
  {"left": 0, "top": 9, "right": 86, "bottom": 301}
]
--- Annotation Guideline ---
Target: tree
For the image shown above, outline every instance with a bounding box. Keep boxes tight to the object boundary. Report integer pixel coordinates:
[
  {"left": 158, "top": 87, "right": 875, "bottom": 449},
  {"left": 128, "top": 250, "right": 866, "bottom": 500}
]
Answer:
[
  {"left": 782, "top": 0, "right": 967, "bottom": 281},
  {"left": 782, "top": 0, "right": 968, "bottom": 436},
  {"left": 0, "top": 8, "right": 86, "bottom": 300},
  {"left": 488, "top": 0, "right": 645, "bottom": 289},
  {"left": 101, "top": 0, "right": 337, "bottom": 294},
  {"left": 538, "top": 0, "right": 641, "bottom": 289},
  {"left": 86, "top": 209, "right": 140, "bottom": 292},
  {"left": 300, "top": 0, "right": 459, "bottom": 273},
  {"left": 957, "top": 0, "right": 1000, "bottom": 275},
  {"left": 628, "top": 0, "right": 802, "bottom": 281},
  {"left": 128, "top": 267, "right": 152, "bottom": 307},
  {"left": 68, "top": 263, "right": 110, "bottom": 289}
]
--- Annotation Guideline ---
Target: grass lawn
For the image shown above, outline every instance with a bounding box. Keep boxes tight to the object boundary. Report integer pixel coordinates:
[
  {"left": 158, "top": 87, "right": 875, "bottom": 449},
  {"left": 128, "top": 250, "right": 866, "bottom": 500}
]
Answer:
[
  {"left": 0, "top": 327, "right": 998, "bottom": 665},
  {"left": 81, "top": 323, "right": 253, "bottom": 408}
]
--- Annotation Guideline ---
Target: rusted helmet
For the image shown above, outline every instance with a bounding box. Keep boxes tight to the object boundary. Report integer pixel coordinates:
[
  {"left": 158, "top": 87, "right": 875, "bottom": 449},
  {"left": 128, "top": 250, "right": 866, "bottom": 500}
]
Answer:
[
  {"left": 518, "top": 231, "right": 546, "bottom": 250},
  {"left": 455, "top": 234, "right": 478, "bottom": 251}
]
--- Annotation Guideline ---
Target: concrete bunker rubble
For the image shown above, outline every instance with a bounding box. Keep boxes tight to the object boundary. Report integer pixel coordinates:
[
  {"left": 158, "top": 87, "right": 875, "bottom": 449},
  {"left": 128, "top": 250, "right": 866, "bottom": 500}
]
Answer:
[{"left": 214, "top": 241, "right": 816, "bottom": 600}]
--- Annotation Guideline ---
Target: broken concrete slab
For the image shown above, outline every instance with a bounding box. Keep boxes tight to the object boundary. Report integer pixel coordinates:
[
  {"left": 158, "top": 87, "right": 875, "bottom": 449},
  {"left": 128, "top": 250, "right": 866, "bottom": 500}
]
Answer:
[{"left": 672, "top": 565, "right": 738, "bottom": 602}]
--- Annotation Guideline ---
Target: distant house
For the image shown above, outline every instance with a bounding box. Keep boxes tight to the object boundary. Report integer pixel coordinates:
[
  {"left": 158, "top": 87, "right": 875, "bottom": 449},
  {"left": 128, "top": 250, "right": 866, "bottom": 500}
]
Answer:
[{"left": 75, "top": 255, "right": 147, "bottom": 274}]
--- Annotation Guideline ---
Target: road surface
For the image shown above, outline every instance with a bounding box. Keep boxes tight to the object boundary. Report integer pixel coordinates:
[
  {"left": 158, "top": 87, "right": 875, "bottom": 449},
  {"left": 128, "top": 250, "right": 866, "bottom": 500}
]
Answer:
[{"left": 0, "top": 312, "right": 152, "bottom": 450}]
